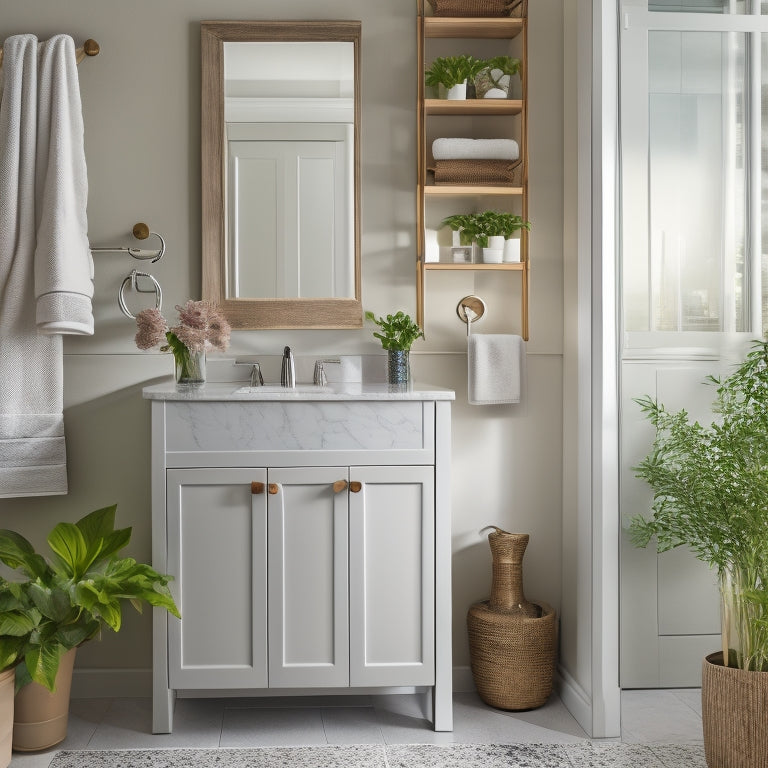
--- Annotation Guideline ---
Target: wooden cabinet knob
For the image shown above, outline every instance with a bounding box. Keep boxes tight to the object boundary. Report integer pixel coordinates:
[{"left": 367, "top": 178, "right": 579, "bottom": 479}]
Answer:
[
  {"left": 268, "top": 483, "right": 279, "bottom": 495},
  {"left": 333, "top": 479, "right": 348, "bottom": 493},
  {"left": 251, "top": 481, "right": 265, "bottom": 495},
  {"left": 349, "top": 481, "right": 362, "bottom": 493}
]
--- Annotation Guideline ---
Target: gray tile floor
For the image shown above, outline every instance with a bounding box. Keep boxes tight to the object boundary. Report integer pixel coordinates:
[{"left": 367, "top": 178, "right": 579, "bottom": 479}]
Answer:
[{"left": 9, "top": 689, "right": 704, "bottom": 768}]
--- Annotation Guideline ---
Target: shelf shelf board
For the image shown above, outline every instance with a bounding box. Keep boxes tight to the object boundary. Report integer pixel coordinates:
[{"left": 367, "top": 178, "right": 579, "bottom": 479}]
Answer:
[
  {"left": 425, "top": 185, "right": 524, "bottom": 196},
  {"left": 425, "top": 262, "right": 525, "bottom": 271},
  {"left": 424, "top": 17, "right": 524, "bottom": 39},
  {"left": 425, "top": 99, "right": 523, "bottom": 116}
]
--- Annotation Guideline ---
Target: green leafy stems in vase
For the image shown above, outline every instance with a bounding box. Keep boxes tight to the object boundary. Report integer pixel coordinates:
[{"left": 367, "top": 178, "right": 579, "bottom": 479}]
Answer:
[
  {"left": 365, "top": 310, "right": 424, "bottom": 385},
  {"left": 134, "top": 300, "right": 231, "bottom": 388}
]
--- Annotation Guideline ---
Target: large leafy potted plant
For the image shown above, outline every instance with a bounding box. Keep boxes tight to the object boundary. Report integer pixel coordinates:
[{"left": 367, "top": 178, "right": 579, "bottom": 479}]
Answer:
[
  {"left": 365, "top": 310, "right": 424, "bottom": 385},
  {"left": 0, "top": 505, "right": 180, "bottom": 752},
  {"left": 629, "top": 340, "right": 768, "bottom": 768}
]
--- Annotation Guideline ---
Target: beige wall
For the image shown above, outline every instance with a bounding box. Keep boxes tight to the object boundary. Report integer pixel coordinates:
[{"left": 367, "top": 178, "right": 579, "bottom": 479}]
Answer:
[{"left": 0, "top": 0, "right": 564, "bottom": 688}]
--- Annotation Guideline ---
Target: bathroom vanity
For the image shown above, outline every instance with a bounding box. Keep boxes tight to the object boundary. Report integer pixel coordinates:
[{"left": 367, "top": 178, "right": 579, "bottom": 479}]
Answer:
[{"left": 144, "top": 381, "right": 454, "bottom": 733}]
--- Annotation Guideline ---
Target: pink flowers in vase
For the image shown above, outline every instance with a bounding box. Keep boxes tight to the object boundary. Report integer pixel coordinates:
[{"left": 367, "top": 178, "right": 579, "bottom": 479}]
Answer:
[{"left": 135, "top": 300, "right": 231, "bottom": 385}]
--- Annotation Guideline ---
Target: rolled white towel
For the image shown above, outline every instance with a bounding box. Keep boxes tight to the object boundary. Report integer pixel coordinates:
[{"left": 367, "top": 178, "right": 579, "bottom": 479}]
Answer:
[{"left": 432, "top": 137, "right": 519, "bottom": 161}]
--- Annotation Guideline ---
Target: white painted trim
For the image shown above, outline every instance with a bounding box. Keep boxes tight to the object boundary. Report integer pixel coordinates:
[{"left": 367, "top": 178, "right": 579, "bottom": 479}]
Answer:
[
  {"left": 556, "top": 665, "right": 593, "bottom": 733},
  {"left": 590, "top": 0, "right": 622, "bottom": 740}
]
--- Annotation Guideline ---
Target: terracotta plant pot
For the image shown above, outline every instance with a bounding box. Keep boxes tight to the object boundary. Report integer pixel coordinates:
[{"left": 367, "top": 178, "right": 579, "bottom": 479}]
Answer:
[
  {"left": 0, "top": 668, "right": 14, "bottom": 768},
  {"left": 12, "top": 648, "right": 76, "bottom": 752},
  {"left": 702, "top": 651, "right": 768, "bottom": 768}
]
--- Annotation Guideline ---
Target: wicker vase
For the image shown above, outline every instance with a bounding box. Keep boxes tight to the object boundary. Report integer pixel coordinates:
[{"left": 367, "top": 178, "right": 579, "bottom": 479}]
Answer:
[
  {"left": 467, "top": 528, "right": 557, "bottom": 710},
  {"left": 702, "top": 652, "right": 768, "bottom": 768}
]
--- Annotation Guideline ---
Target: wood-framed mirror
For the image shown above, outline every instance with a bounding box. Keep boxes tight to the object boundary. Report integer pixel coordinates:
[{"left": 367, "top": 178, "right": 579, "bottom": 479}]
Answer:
[{"left": 201, "top": 21, "right": 362, "bottom": 329}]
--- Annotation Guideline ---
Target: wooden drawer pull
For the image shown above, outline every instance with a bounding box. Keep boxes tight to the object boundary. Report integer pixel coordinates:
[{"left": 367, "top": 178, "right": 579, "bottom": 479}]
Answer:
[
  {"left": 333, "top": 479, "right": 348, "bottom": 493},
  {"left": 251, "top": 481, "right": 265, "bottom": 495},
  {"left": 268, "top": 483, "right": 279, "bottom": 495},
  {"left": 349, "top": 481, "right": 362, "bottom": 493}
]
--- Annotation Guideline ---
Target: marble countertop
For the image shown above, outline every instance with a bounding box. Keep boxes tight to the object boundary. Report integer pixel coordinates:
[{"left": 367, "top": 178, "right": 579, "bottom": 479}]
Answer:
[{"left": 142, "top": 381, "right": 455, "bottom": 402}]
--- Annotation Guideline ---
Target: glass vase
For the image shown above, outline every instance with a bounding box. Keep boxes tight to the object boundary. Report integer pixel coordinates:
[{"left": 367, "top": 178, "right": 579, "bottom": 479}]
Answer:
[
  {"left": 174, "top": 348, "right": 206, "bottom": 389},
  {"left": 387, "top": 349, "right": 410, "bottom": 385}
]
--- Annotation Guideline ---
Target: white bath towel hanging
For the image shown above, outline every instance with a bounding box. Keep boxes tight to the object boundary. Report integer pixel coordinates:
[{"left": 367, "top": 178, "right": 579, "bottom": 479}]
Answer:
[
  {"left": 0, "top": 34, "right": 93, "bottom": 498},
  {"left": 467, "top": 334, "right": 524, "bottom": 405}
]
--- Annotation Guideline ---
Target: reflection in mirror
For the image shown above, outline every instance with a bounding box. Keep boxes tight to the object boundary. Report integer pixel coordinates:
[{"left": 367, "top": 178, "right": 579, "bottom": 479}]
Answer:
[{"left": 202, "top": 22, "right": 362, "bottom": 329}]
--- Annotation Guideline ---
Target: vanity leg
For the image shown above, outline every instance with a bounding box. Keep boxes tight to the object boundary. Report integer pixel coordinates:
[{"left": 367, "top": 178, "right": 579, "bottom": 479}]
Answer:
[{"left": 152, "top": 604, "right": 174, "bottom": 733}]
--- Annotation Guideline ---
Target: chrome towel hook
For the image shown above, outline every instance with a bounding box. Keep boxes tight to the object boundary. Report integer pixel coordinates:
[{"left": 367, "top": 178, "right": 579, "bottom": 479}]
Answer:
[
  {"left": 91, "top": 222, "right": 166, "bottom": 264},
  {"left": 118, "top": 269, "right": 162, "bottom": 319},
  {"left": 456, "top": 295, "right": 486, "bottom": 337}
]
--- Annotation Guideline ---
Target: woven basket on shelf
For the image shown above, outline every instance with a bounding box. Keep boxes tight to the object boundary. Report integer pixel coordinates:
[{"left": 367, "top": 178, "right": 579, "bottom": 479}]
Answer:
[
  {"left": 467, "top": 529, "right": 557, "bottom": 711},
  {"left": 432, "top": 158, "right": 523, "bottom": 186},
  {"left": 702, "top": 652, "right": 768, "bottom": 768},
  {"left": 427, "top": 0, "right": 527, "bottom": 17}
]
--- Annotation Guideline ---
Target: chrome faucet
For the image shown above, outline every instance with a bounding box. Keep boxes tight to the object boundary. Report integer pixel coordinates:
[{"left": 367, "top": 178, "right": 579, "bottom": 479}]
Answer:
[{"left": 280, "top": 346, "right": 295, "bottom": 388}]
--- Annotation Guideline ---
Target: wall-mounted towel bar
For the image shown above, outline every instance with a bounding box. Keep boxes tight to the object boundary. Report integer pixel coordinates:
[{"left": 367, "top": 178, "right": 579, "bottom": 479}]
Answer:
[
  {"left": 118, "top": 270, "right": 162, "bottom": 320},
  {"left": 0, "top": 37, "right": 99, "bottom": 68},
  {"left": 457, "top": 295, "right": 486, "bottom": 337},
  {"left": 91, "top": 223, "right": 166, "bottom": 263}
]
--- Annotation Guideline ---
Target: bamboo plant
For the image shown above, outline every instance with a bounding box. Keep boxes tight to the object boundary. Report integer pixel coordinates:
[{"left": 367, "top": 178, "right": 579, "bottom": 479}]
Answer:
[{"left": 629, "top": 340, "right": 768, "bottom": 671}]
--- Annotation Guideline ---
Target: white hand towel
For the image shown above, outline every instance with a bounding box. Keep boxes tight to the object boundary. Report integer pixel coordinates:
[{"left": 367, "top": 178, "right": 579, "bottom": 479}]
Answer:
[
  {"left": 468, "top": 334, "right": 523, "bottom": 405},
  {"left": 432, "top": 137, "right": 520, "bottom": 161},
  {"left": 0, "top": 33, "right": 91, "bottom": 497},
  {"left": 34, "top": 34, "right": 94, "bottom": 335}
]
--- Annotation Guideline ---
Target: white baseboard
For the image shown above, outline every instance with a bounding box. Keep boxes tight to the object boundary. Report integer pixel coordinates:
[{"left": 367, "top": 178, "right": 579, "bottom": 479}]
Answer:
[
  {"left": 556, "top": 664, "right": 592, "bottom": 735},
  {"left": 73, "top": 667, "right": 479, "bottom": 700},
  {"left": 71, "top": 668, "right": 152, "bottom": 699}
]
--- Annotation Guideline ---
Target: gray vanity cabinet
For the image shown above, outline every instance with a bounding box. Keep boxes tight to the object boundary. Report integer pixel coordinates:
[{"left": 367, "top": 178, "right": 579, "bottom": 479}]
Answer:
[
  {"left": 166, "top": 465, "right": 435, "bottom": 694},
  {"left": 147, "top": 387, "right": 453, "bottom": 735}
]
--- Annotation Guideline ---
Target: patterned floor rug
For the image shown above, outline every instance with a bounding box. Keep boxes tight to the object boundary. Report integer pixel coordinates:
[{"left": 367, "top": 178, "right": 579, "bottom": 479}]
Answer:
[{"left": 48, "top": 742, "right": 706, "bottom": 768}]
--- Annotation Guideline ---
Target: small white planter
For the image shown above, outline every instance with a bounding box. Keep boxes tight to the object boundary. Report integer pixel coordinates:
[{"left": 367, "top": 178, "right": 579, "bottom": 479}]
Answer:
[
  {"left": 487, "top": 236, "right": 505, "bottom": 250},
  {"left": 482, "top": 248, "right": 503, "bottom": 264},
  {"left": 503, "top": 238, "right": 521, "bottom": 263},
  {"left": 441, "top": 80, "right": 467, "bottom": 100}
]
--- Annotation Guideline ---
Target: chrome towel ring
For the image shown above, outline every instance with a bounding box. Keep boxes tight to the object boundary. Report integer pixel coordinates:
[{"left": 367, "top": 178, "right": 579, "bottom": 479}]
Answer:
[{"left": 118, "top": 269, "right": 162, "bottom": 319}]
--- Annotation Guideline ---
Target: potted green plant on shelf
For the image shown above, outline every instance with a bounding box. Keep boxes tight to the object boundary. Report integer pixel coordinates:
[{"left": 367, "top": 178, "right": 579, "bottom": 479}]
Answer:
[
  {"left": 365, "top": 310, "right": 424, "bottom": 385},
  {"left": 474, "top": 55, "right": 521, "bottom": 99},
  {"left": 629, "top": 339, "right": 768, "bottom": 768},
  {"left": 452, "top": 211, "right": 530, "bottom": 263},
  {"left": 0, "top": 504, "right": 180, "bottom": 753},
  {"left": 425, "top": 55, "right": 484, "bottom": 99}
]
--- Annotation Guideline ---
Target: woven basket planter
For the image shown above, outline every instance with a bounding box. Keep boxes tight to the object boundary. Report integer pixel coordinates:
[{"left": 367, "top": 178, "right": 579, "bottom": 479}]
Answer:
[
  {"left": 702, "top": 652, "right": 768, "bottom": 768},
  {"left": 427, "top": 0, "right": 527, "bottom": 17},
  {"left": 432, "top": 159, "right": 523, "bottom": 186},
  {"left": 467, "top": 529, "right": 557, "bottom": 711}
]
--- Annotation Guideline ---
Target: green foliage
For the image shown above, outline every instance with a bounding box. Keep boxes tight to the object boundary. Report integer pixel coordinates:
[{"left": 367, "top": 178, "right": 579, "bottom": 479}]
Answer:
[
  {"left": 425, "top": 55, "right": 484, "bottom": 90},
  {"left": 442, "top": 211, "right": 531, "bottom": 248},
  {"left": 365, "top": 311, "right": 424, "bottom": 352},
  {"left": 482, "top": 56, "right": 521, "bottom": 78},
  {"left": 0, "top": 505, "right": 180, "bottom": 691},
  {"left": 629, "top": 340, "right": 768, "bottom": 670}
]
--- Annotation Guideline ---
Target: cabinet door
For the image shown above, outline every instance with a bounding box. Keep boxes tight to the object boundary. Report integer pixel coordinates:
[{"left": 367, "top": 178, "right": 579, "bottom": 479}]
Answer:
[
  {"left": 267, "top": 466, "right": 349, "bottom": 687},
  {"left": 167, "top": 468, "right": 268, "bottom": 688},
  {"left": 349, "top": 465, "right": 435, "bottom": 687}
]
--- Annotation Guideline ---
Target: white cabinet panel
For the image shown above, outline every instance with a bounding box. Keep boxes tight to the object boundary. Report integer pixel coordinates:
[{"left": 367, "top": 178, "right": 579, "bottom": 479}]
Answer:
[
  {"left": 167, "top": 468, "right": 267, "bottom": 689},
  {"left": 349, "top": 465, "right": 435, "bottom": 687},
  {"left": 267, "top": 466, "right": 349, "bottom": 687}
]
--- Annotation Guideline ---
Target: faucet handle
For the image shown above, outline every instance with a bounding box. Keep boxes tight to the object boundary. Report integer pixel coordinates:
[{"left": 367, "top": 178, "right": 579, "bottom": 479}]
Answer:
[
  {"left": 313, "top": 358, "right": 341, "bottom": 386},
  {"left": 234, "top": 358, "right": 264, "bottom": 387},
  {"left": 313, "top": 361, "right": 327, "bottom": 386}
]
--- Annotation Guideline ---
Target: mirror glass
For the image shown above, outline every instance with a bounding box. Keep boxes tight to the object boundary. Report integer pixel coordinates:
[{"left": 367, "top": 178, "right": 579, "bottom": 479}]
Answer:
[{"left": 202, "top": 22, "right": 362, "bottom": 329}]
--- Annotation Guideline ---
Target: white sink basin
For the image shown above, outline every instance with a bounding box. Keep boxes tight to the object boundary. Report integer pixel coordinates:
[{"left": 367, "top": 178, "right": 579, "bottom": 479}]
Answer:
[{"left": 234, "top": 384, "right": 334, "bottom": 394}]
